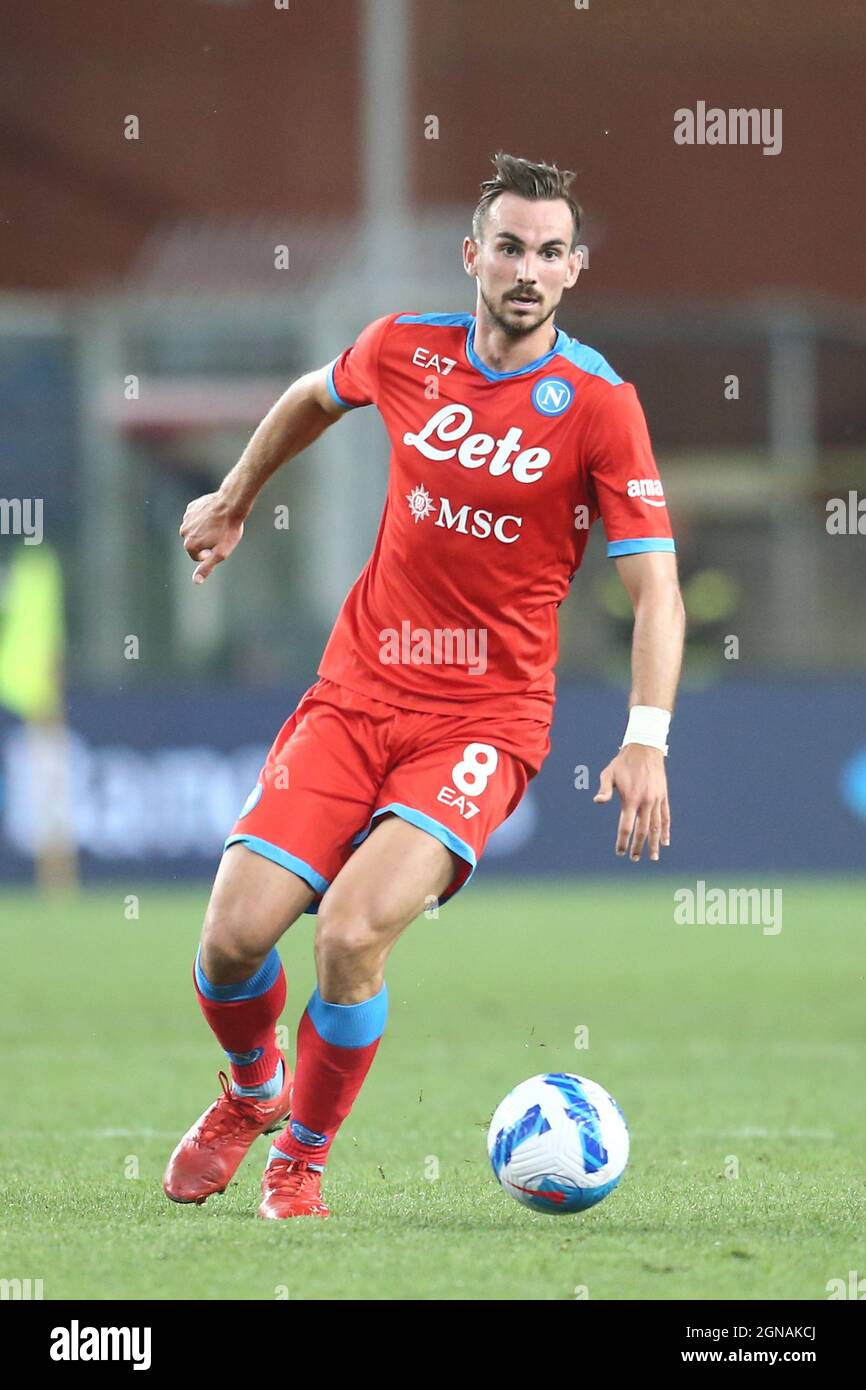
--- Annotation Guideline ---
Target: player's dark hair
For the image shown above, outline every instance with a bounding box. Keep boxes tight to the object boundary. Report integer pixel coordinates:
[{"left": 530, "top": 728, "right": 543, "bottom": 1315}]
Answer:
[{"left": 472, "top": 152, "right": 582, "bottom": 249}]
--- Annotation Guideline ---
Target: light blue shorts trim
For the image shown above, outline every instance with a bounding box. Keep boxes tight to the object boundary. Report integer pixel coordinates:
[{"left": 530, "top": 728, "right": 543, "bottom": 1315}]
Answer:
[
  {"left": 225, "top": 803, "right": 476, "bottom": 915},
  {"left": 351, "top": 802, "right": 477, "bottom": 903},
  {"left": 224, "top": 833, "right": 330, "bottom": 898}
]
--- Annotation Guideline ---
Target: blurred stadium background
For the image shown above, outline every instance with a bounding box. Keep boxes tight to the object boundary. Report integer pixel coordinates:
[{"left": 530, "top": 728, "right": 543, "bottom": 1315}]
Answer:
[
  {"left": 3, "top": 0, "right": 866, "bottom": 1309},
  {"left": 1, "top": 0, "right": 865, "bottom": 889}
]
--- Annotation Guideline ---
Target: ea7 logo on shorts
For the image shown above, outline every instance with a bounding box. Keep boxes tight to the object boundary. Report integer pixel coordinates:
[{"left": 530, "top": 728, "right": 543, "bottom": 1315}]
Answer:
[
  {"left": 531, "top": 376, "right": 573, "bottom": 417},
  {"left": 412, "top": 346, "right": 457, "bottom": 376},
  {"left": 437, "top": 743, "right": 499, "bottom": 821},
  {"left": 627, "top": 478, "right": 666, "bottom": 507}
]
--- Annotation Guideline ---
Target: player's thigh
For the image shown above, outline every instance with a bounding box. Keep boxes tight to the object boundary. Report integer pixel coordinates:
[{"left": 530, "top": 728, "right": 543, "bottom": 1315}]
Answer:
[
  {"left": 201, "top": 841, "right": 316, "bottom": 978},
  {"left": 315, "top": 813, "right": 457, "bottom": 955}
]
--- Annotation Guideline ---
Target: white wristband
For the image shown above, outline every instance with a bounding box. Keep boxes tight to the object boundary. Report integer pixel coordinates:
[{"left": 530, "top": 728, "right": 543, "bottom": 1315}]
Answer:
[{"left": 620, "top": 705, "right": 671, "bottom": 756}]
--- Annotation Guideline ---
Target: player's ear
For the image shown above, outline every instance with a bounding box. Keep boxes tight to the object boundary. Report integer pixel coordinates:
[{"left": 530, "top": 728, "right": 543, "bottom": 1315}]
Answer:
[
  {"left": 462, "top": 235, "right": 479, "bottom": 278},
  {"left": 565, "top": 248, "right": 582, "bottom": 289}
]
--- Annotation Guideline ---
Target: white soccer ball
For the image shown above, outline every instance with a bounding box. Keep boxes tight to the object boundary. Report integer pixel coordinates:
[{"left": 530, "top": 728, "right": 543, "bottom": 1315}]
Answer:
[{"left": 487, "top": 1072, "right": 629, "bottom": 1213}]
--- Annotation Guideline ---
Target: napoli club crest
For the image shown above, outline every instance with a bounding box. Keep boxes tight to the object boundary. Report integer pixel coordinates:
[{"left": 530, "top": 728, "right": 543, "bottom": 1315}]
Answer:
[{"left": 531, "top": 376, "right": 574, "bottom": 417}]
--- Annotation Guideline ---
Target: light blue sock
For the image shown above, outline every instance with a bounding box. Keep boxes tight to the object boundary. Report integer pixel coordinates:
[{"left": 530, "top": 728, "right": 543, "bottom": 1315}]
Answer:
[
  {"left": 267, "top": 1142, "right": 323, "bottom": 1172},
  {"left": 232, "top": 1058, "right": 284, "bottom": 1100}
]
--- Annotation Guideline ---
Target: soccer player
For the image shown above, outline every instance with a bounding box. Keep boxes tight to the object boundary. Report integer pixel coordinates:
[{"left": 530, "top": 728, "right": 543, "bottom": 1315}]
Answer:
[{"left": 164, "top": 153, "right": 686, "bottom": 1220}]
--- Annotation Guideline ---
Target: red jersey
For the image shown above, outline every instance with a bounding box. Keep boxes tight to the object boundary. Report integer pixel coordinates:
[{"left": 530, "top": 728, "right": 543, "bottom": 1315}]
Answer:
[{"left": 318, "top": 311, "right": 675, "bottom": 733}]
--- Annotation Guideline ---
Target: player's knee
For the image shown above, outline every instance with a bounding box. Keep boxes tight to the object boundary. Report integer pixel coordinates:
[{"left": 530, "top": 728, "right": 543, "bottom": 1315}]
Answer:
[
  {"left": 199, "top": 910, "right": 264, "bottom": 983},
  {"left": 314, "top": 902, "right": 381, "bottom": 969}
]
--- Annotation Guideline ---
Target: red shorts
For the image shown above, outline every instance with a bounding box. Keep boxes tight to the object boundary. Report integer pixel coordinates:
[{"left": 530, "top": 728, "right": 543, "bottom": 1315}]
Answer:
[{"left": 225, "top": 677, "right": 549, "bottom": 909}]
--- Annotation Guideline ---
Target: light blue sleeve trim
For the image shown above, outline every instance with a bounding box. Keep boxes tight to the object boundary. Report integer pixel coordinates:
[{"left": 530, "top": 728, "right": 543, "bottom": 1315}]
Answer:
[
  {"left": 326, "top": 358, "right": 362, "bottom": 411},
  {"left": 306, "top": 983, "right": 389, "bottom": 1049},
  {"left": 224, "top": 834, "right": 330, "bottom": 896},
  {"left": 607, "top": 537, "right": 677, "bottom": 557}
]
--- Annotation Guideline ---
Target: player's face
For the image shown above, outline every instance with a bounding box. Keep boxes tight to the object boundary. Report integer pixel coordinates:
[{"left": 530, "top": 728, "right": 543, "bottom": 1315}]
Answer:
[{"left": 465, "top": 193, "right": 582, "bottom": 338}]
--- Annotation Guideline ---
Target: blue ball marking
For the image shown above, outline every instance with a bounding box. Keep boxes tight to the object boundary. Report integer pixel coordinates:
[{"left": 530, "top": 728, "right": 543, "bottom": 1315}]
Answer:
[
  {"left": 489, "top": 1103, "right": 551, "bottom": 1179},
  {"left": 543, "top": 1073, "right": 609, "bottom": 1173}
]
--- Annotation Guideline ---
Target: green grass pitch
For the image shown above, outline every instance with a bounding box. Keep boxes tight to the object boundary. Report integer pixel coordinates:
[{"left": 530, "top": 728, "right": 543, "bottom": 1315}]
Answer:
[{"left": 1, "top": 878, "right": 864, "bottom": 1301}]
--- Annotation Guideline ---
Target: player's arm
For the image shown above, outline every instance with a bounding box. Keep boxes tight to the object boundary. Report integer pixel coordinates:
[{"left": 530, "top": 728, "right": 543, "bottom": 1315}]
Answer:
[
  {"left": 179, "top": 364, "right": 347, "bottom": 584},
  {"left": 592, "top": 550, "right": 686, "bottom": 862}
]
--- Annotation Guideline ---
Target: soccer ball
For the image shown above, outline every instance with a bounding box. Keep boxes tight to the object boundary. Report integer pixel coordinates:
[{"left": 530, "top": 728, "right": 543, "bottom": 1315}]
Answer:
[{"left": 487, "top": 1072, "right": 629, "bottom": 1213}]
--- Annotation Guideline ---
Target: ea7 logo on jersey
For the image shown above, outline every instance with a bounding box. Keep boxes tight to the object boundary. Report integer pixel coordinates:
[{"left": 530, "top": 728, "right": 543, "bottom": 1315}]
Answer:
[
  {"left": 403, "top": 403, "right": 551, "bottom": 483},
  {"left": 627, "top": 478, "right": 666, "bottom": 507},
  {"left": 412, "top": 346, "right": 457, "bottom": 376}
]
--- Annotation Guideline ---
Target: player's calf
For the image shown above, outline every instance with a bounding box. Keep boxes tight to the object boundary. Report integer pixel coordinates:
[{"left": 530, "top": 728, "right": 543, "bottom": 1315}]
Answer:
[{"left": 164, "top": 845, "right": 315, "bottom": 1204}]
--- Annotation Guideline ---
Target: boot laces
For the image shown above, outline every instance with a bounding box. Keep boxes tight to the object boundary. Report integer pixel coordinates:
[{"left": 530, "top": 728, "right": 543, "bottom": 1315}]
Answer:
[
  {"left": 197, "top": 1071, "right": 275, "bottom": 1145},
  {"left": 267, "top": 1157, "right": 322, "bottom": 1198}
]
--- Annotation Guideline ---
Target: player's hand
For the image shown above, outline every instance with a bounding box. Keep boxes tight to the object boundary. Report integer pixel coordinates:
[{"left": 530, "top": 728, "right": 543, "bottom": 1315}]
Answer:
[
  {"left": 592, "top": 744, "right": 670, "bottom": 862},
  {"left": 179, "top": 492, "right": 245, "bottom": 585}
]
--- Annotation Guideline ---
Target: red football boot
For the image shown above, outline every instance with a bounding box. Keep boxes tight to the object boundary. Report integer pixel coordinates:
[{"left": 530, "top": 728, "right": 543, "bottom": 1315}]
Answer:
[
  {"left": 258, "top": 1157, "right": 330, "bottom": 1219},
  {"left": 163, "top": 1058, "right": 292, "bottom": 1205}
]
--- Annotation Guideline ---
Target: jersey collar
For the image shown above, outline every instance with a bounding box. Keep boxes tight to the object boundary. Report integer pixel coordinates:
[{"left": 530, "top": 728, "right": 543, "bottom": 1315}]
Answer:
[{"left": 465, "top": 317, "right": 568, "bottom": 382}]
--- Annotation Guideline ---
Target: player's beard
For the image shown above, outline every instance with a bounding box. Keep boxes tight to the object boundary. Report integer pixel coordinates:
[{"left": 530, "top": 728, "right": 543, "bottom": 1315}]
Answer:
[{"left": 479, "top": 283, "right": 557, "bottom": 340}]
